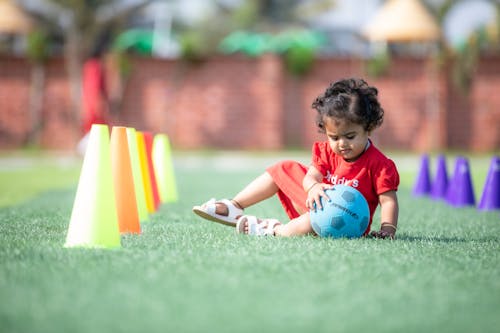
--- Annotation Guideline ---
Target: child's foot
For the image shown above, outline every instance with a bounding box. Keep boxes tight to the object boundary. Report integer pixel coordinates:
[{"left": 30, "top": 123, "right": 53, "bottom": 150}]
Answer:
[
  {"left": 192, "top": 199, "right": 243, "bottom": 227},
  {"left": 236, "top": 215, "right": 281, "bottom": 236}
]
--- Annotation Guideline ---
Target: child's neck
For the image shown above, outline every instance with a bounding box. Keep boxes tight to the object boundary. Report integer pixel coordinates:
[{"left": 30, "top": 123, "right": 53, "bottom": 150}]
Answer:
[{"left": 344, "top": 140, "right": 370, "bottom": 162}]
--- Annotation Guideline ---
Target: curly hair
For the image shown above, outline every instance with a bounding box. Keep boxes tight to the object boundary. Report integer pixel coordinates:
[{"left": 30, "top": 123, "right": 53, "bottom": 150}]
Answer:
[{"left": 311, "top": 78, "right": 384, "bottom": 133}]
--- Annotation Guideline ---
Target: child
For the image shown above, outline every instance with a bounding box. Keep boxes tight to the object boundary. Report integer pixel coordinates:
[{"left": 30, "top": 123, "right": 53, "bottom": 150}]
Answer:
[{"left": 193, "top": 78, "right": 399, "bottom": 239}]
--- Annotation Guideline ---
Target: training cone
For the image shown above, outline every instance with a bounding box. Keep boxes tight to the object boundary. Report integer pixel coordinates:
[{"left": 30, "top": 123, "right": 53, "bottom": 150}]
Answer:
[
  {"left": 446, "top": 157, "right": 461, "bottom": 205},
  {"left": 126, "top": 128, "right": 149, "bottom": 222},
  {"left": 64, "top": 124, "right": 121, "bottom": 249},
  {"left": 137, "top": 131, "right": 155, "bottom": 213},
  {"left": 153, "top": 134, "right": 178, "bottom": 203},
  {"left": 110, "top": 127, "right": 141, "bottom": 234},
  {"left": 412, "top": 154, "right": 432, "bottom": 197},
  {"left": 446, "top": 157, "right": 475, "bottom": 207},
  {"left": 431, "top": 154, "right": 448, "bottom": 200},
  {"left": 478, "top": 156, "right": 500, "bottom": 211},
  {"left": 143, "top": 132, "right": 161, "bottom": 210}
]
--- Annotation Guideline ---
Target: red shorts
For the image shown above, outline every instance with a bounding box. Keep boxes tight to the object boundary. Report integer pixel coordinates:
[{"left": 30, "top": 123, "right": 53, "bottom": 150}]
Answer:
[{"left": 266, "top": 160, "right": 308, "bottom": 219}]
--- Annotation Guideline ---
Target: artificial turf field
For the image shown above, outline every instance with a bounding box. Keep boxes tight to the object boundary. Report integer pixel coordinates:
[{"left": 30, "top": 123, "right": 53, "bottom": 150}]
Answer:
[{"left": 0, "top": 151, "right": 499, "bottom": 333}]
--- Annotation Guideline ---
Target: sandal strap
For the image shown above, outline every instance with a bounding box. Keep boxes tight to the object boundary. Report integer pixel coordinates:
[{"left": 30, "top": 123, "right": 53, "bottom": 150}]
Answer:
[
  {"left": 238, "top": 215, "right": 280, "bottom": 236},
  {"left": 198, "top": 198, "right": 243, "bottom": 221},
  {"left": 263, "top": 219, "right": 280, "bottom": 236},
  {"left": 218, "top": 199, "right": 243, "bottom": 219},
  {"left": 202, "top": 198, "right": 217, "bottom": 214},
  {"left": 247, "top": 216, "right": 260, "bottom": 235}
]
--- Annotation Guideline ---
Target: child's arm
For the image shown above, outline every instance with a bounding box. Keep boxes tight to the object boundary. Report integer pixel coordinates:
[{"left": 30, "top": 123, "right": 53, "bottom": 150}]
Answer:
[
  {"left": 370, "top": 190, "right": 399, "bottom": 239},
  {"left": 303, "top": 166, "right": 333, "bottom": 211},
  {"left": 303, "top": 165, "right": 323, "bottom": 193}
]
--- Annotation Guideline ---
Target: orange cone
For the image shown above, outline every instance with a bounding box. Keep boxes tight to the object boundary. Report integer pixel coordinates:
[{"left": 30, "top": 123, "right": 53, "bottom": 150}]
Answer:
[
  {"left": 110, "top": 126, "right": 141, "bottom": 234},
  {"left": 143, "top": 132, "right": 161, "bottom": 211},
  {"left": 137, "top": 131, "right": 155, "bottom": 213}
]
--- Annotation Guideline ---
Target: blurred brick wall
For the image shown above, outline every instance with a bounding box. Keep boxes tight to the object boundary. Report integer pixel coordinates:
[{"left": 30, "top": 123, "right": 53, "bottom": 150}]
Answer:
[
  {"left": 0, "top": 54, "right": 499, "bottom": 152},
  {"left": 0, "top": 57, "right": 31, "bottom": 146},
  {"left": 0, "top": 57, "right": 75, "bottom": 149},
  {"left": 295, "top": 57, "right": 447, "bottom": 152},
  {"left": 116, "top": 55, "right": 284, "bottom": 149},
  {"left": 470, "top": 56, "right": 500, "bottom": 151}
]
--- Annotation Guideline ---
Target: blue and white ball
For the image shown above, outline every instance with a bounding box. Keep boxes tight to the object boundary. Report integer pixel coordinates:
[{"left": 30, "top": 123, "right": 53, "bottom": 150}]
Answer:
[{"left": 310, "top": 184, "right": 370, "bottom": 238}]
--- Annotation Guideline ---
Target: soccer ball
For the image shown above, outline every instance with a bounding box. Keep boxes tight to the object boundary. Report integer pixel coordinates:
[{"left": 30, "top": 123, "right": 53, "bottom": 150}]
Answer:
[{"left": 310, "top": 184, "right": 370, "bottom": 238}]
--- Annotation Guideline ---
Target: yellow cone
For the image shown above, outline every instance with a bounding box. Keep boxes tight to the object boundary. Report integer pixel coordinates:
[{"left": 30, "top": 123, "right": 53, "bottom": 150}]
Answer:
[
  {"left": 153, "top": 134, "right": 178, "bottom": 203},
  {"left": 126, "top": 127, "right": 148, "bottom": 222},
  {"left": 64, "top": 124, "right": 121, "bottom": 249},
  {"left": 136, "top": 131, "right": 155, "bottom": 213}
]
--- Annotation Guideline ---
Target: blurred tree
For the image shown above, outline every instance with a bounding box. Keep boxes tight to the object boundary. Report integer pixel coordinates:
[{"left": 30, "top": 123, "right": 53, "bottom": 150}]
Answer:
[
  {"left": 17, "top": 0, "right": 152, "bottom": 135},
  {"left": 25, "top": 29, "right": 49, "bottom": 146},
  {"left": 0, "top": 0, "right": 43, "bottom": 146},
  {"left": 176, "top": 0, "right": 335, "bottom": 71},
  {"left": 424, "top": 0, "right": 500, "bottom": 91},
  {"left": 225, "top": 0, "right": 336, "bottom": 30}
]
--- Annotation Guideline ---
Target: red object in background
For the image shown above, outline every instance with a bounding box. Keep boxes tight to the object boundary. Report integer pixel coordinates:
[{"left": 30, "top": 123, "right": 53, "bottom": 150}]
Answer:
[
  {"left": 143, "top": 132, "right": 161, "bottom": 211},
  {"left": 82, "top": 58, "right": 108, "bottom": 133}
]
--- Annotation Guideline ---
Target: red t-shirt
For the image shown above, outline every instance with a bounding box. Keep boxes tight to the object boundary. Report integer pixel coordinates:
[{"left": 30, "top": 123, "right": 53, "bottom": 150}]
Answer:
[{"left": 311, "top": 140, "right": 399, "bottom": 228}]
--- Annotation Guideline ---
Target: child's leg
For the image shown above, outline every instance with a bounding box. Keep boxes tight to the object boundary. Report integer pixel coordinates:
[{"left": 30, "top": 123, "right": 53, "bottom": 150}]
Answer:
[
  {"left": 212, "top": 171, "right": 279, "bottom": 216},
  {"left": 233, "top": 171, "right": 279, "bottom": 208},
  {"left": 274, "top": 213, "right": 314, "bottom": 237},
  {"left": 238, "top": 213, "right": 314, "bottom": 236},
  {"left": 198, "top": 160, "right": 306, "bottom": 222}
]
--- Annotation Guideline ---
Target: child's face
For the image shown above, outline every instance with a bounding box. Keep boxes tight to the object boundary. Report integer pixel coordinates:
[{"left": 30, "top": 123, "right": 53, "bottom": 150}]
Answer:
[{"left": 323, "top": 117, "right": 370, "bottom": 162}]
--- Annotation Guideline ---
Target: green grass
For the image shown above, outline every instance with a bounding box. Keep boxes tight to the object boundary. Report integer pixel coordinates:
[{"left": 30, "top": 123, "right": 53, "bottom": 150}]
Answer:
[
  {"left": 0, "top": 152, "right": 499, "bottom": 333},
  {"left": 0, "top": 152, "right": 80, "bottom": 207}
]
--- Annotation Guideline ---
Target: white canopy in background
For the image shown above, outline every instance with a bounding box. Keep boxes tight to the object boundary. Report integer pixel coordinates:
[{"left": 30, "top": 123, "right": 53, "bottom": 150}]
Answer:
[
  {"left": 0, "top": 0, "right": 33, "bottom": 34},
  {"left": 362, "top": 0, "right": 441, "bottom": 42}
]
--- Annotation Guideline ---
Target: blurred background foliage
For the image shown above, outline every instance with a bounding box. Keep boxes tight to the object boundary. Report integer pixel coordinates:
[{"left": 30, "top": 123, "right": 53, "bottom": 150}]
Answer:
[
  {"left": 4, "top": 1, "right": 498, "bottom": 60},
  {"left": 2, "top": 0, "right": 499, "bottom": 138},
  {"left": 8, "top": 0, "right": 500, "bottom": 78}
]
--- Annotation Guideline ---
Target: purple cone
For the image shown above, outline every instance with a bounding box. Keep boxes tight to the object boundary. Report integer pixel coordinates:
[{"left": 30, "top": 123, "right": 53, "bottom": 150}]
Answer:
[
  {"left": 447, "top": 157, "right": 475, "bottom": 207},
  {"left": 413, "top": 154, "right": 432, "bottom": 197},
  {"left": 478, "top": 156, "right": 500, "bottom": 211},
  {"left": 431, "top": 154, "right": 448, "bottom": 200}
]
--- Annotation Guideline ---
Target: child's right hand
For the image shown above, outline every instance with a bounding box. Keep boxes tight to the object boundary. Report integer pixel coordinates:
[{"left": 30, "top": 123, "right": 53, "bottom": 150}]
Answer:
[{"left": 306, "top": 183, "right": 333, "bottom": 211}]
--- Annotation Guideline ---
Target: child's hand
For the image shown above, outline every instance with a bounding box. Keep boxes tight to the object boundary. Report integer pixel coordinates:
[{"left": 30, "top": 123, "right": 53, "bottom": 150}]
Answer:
[
  {"left": 306, "top": 183, "right": 333, "bottom": 211},
  {"left": 369, "top": 223, "right": 397, "bottom": 239},
  {"left": 368, "top": 229, "right": 395, "bottom": 239}
]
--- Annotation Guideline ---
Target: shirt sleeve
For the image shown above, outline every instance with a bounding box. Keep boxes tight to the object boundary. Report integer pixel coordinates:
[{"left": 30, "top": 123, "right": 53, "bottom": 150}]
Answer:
[
  {"left": 311, "top": 142, "right": 332, "bottom": 176},
  {"left": 374, "top": 158, "right": 400, "bottom": 194}
]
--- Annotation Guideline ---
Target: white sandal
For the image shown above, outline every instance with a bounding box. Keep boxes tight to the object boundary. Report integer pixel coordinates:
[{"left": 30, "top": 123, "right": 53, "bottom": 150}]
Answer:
[
  {"left": 236, "top": 215, "right": 281, "bottom": 236},
  {"left": 192, "top": 198, "right": 243, "bottom": 227}
]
